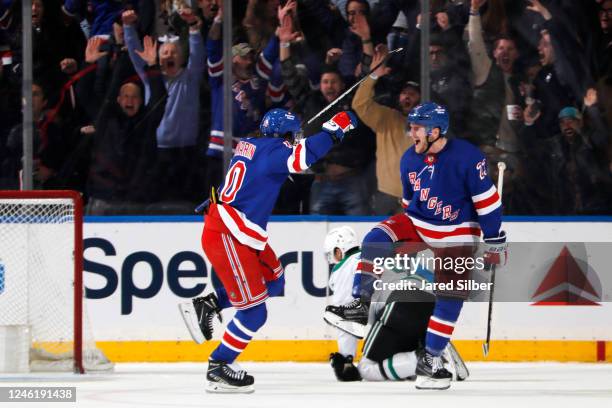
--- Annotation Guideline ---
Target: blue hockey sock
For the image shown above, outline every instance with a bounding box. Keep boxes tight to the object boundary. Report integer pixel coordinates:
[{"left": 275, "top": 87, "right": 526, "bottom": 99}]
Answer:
[
  {"left": 352, "top": 227, "right": 394, "bottom": 299},
  {"left": 210, "top": 302, "right": 267, "bottom": 363},
  {"left": 425, "top": 297, "right": 464, "bottom": 356}
]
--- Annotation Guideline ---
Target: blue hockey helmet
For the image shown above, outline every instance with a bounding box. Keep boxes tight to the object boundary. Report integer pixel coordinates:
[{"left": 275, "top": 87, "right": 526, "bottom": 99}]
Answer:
[
  {"left": 408, "top": 102, "right": 449, "bottom": 135},
  {"left": 260, "top": 108, "right": 302, "bottom": 138}
]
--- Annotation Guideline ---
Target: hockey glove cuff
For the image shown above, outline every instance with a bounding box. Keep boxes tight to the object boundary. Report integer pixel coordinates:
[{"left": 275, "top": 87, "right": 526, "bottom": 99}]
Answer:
[
  {"left": 266, "top": 272, "right": 285, "bottom": 297},
  {"left": 483, "top": 230, "right": 507, "bottom": 270},
  {"left": 322, "top": 111, "right": 358, "bottom": 143}
]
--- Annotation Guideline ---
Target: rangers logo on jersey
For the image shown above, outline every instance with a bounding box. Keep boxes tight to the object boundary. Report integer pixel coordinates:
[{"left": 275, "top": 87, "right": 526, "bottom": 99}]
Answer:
[{"left": 400, "top": 139, "right": 502, "bottom": 243}]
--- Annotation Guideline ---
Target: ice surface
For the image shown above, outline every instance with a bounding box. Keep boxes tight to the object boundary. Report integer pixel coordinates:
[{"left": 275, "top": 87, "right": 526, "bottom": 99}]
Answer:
[{"left": 0, "top": 362, "right": 611, "bottom": 408}]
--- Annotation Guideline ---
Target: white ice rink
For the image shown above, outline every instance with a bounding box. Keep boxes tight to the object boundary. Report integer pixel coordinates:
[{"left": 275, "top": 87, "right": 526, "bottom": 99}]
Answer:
[{"left": 1, "top": 362, "right": 611, "bottom": 408}]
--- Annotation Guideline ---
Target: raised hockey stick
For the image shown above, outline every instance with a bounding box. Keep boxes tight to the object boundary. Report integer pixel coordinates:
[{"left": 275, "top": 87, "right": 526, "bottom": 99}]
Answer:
[
  {"left": 482, "top": 161, "right": 506, "bottom": 358},
  {"left": 306, "top": 47, "right": 404, "bottom": 125}
]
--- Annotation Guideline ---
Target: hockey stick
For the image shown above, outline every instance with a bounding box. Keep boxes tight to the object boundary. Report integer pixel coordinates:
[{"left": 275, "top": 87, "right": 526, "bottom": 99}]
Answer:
[
  {"left": 482, "top": 161, "right": 506, "bottom": 358},
  {"left": 306, "top": 47, "right": 404, "bottom": 125}
]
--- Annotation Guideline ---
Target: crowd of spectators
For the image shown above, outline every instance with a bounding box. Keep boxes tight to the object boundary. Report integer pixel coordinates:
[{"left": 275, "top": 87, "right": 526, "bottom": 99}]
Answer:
[{"left": 0, "top": 0, "right": 611, "bottom": 215}]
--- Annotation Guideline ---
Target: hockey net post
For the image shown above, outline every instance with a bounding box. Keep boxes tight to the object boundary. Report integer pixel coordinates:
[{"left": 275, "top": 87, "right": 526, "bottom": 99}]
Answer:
[{"left": 0, "top": 190, "right": 112, "bottom": 373}]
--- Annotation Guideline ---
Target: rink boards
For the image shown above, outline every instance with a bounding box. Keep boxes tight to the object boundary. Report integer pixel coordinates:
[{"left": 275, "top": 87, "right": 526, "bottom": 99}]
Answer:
[{"left": 82, "top": 216, "right": 612, "bottom": 363}]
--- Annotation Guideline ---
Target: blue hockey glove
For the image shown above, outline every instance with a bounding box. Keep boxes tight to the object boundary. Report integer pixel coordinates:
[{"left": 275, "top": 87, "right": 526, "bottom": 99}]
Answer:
[
  {"left": 266, "top": 273, "right": 285, "bottom": 297},
  {"left": 322, "top": 111, "right": 358, "bottom": 143},
  {"left": 483, "top": 230, "right": 507, "bottom": 271}
]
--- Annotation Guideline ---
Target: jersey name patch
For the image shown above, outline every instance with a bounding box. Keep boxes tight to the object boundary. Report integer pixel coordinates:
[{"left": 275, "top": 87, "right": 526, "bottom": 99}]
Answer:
[{"left": 235, "top": 141, "right": 257, "bottom": 160}]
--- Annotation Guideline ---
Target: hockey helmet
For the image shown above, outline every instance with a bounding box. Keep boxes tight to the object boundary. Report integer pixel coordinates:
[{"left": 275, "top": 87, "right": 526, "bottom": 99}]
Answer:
[
  {"left": 324, "top": 226, "right": 359, "bottom": 264},
  {"left": 408, "top": 102, "right": 449, "bottom": 135},
  {"left": 260, "top": 108, "right": 302, "bottom": 139}
]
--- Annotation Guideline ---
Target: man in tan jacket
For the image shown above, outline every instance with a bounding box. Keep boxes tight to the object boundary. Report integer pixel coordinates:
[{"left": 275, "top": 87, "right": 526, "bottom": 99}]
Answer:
[{"left": 352, "top": 47, "right": 419, "bottom": 214}]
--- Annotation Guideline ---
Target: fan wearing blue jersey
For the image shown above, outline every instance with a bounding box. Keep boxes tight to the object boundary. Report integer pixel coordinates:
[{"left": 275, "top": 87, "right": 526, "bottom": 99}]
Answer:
[
  {"left": 179, "top": 108, "right": 358, "bottom": 393},
  {"left": 325, "top": 102, "right": 507, "bottom": 390}
]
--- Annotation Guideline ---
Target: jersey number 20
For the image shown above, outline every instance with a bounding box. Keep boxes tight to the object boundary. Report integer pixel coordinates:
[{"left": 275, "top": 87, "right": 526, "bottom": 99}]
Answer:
[{"left": 219, "top": 161, "right": 246, "bottom": 203}]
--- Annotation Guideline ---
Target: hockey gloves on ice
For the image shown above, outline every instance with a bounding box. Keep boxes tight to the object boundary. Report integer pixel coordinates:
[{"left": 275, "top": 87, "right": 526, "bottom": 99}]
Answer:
[
  {"left": 322, "top": 111, "right": 359, "bottom": 143},
  {"left": 483, "top": 230, "right": 507, "bottom": 270},
  {"left": 329, "top": 353, "right": 361, "bottom": 382}
]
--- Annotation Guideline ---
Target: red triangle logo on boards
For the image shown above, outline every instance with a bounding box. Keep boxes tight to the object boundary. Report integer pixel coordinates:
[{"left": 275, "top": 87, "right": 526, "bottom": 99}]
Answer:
[{"left": 531, "top": 246, "right": 601, "bottom": 306}]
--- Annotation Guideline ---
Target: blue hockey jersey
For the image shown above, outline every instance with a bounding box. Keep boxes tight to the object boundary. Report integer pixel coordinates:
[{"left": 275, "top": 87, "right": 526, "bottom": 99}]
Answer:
[
  {"left": 215, "top": 133, "right": 334, "bottom": 250},
  {"left": 400, "top": 139, "right": 502, "bottom": 244},
  {"left": 206, "top": 36, "right": 287, "bottom": 157}
]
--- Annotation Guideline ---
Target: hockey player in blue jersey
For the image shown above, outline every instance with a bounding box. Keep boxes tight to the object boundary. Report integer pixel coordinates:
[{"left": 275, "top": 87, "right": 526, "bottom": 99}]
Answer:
[
  {"left": 179, "top": 108, "right": 359, "bottom": 393},
  {"left": 325, "top": 102, "right": 507, "bottom": 390}
]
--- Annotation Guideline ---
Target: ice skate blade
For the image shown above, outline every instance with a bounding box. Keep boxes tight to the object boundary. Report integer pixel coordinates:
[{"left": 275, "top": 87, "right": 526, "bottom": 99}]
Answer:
[
  {"left": 205, "top": 381, "right": 255, "bottom": 394},
  {"left": 415, "top": 375, "right": 451, "bottom": 390},
  {"left": 179, "top": 302, "right": 205, "bottom": 344},
  {"left": 323, "top": 312, "right": 365, "bottom": 339},
  {"left": 445, "top": 342, "right": 469, "bottom": 381}
]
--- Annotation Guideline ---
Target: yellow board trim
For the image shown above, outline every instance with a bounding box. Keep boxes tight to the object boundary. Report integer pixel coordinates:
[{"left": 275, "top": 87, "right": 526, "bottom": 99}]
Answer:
[{"left": 96, "top": 340, "right": 612, "bottom": 363}]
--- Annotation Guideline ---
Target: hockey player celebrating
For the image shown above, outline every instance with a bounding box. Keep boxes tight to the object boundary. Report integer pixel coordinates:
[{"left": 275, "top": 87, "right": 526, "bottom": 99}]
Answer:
[
  {"left": 180, "top": 108, "right": 359, "bottom": 393},
  {"left": 323, "top": 226, "right": 363, "bottom": 381},
  {"left": 325, "top": 102, "right": 506, "bottom": 390}
]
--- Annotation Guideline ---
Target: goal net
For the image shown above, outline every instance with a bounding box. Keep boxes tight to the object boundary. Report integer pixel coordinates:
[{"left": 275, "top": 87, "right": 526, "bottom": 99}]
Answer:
[{"left": 0, "top": 190, "right": 112, "bottom": 373}]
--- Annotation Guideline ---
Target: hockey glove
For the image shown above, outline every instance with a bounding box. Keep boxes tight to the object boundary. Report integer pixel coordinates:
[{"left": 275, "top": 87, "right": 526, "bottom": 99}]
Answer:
[
  {"left": 266, "top": 273, "right": 285, "bottom": 297},
  {"left": 483, "top": 230, "right": 507, "bottom": 271},
  {"left": 322, "top": 111, "right": 359, "bottom": 143}
]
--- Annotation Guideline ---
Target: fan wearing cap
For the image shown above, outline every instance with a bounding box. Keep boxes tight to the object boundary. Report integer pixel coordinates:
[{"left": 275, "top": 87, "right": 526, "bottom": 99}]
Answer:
[
  {"left": 326, "top": 102, "right": 506, "bottom": 390},
  {"left": 231, "top": 42, "right": 256, "bottom": 80},
  {"left": 557, "top": 105, "right": 609, "bottom": 152},
  {"left": 552, "top": 104, "right": 612, "bottom": 214},
  {"left": 204, "top": 3, "right": 289, "bottom": 191},
  {"left": 519, "top": 101, "right": 612, "bottom": 214}
]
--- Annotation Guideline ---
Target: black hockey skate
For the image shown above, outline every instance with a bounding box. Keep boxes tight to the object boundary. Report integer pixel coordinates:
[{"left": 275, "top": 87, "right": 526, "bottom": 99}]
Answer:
[
  {"left": 415, "top": 349, "right": 452, "bottom": 390},
  {"left": 206, "top": 359, "right": 255, "bottom": 393},
  {"left": 329, "top": 353, "right": 362, "bottom": 382},
  {"left": 324, "top": 299, "right": 368, "bottom": 338},
  {"left": 179, "top": 294, "right": 223, "bottom": 344}
]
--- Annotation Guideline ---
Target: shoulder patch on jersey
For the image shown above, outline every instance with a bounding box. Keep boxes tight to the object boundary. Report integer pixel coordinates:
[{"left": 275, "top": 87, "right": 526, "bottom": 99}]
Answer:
[{"left": 476, "top": 158, "right": 487, "bottom": 180}]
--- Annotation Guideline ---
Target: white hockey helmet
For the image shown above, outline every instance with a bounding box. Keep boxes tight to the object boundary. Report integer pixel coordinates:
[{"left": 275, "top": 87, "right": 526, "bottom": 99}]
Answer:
[{"left": 324, "top": 226, "right": 359, "bottom": 264}]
